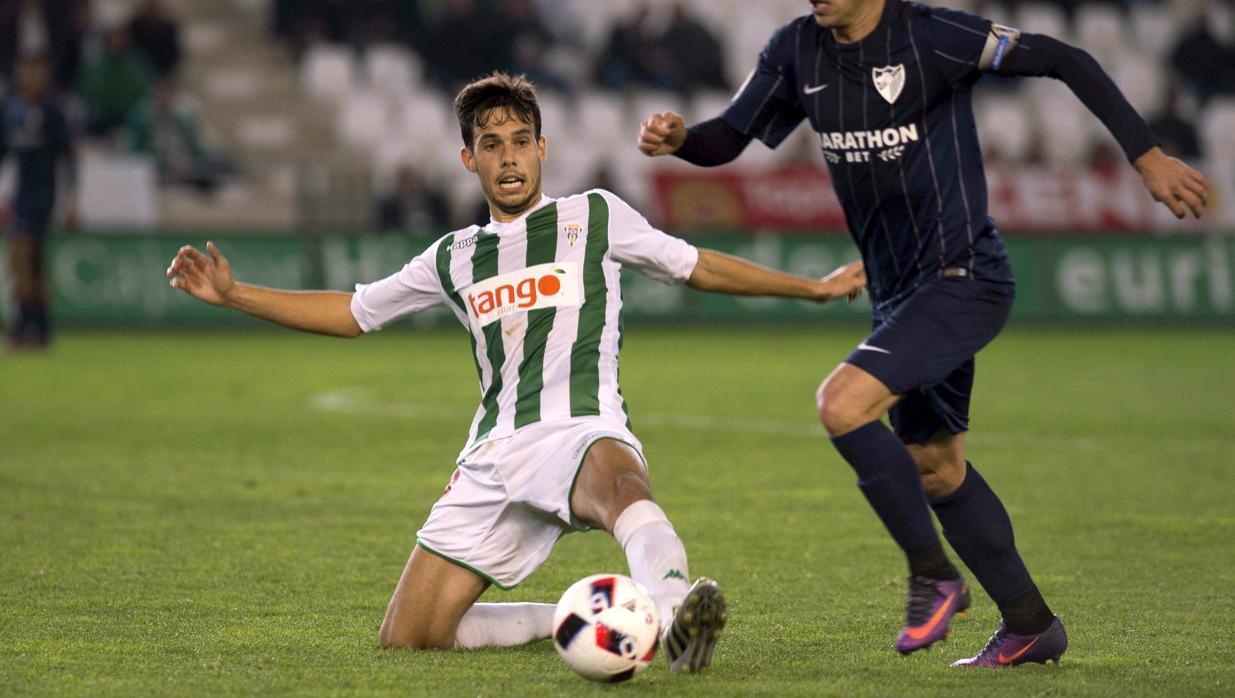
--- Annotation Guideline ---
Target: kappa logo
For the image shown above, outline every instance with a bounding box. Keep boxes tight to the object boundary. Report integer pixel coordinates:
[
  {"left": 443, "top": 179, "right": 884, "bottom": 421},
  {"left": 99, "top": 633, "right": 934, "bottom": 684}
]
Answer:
[
  {"left": 449, "top": 235, "right": 479, "bottom": 251},
  {"left": 873, "top": 64, "right": 906, "bottom": 104},
  {"left": 464, "top": 261, "right": 581, "bottom": 327},
  {"left": 561, "top": 221, "right": 583, "bottom": 246}
]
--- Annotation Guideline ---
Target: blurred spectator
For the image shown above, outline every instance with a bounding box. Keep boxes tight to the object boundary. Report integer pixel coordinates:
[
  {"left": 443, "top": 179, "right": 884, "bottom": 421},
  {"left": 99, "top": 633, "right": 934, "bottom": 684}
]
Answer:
[
  {"left": 588, "top": 161, "right": 621, "bottom": 198},
  {"left": 594, "top": 6, "right": 680, "bottom": 92},
  {"left": 78, "top": 24, "right": 153, "bottom": 136},
  {"left": 662, "top": 3, "right": 728, "bottom": 93},
  {"left": 1169, "top": 4, "right": 1235, "bottom": 104},
  {"left": 375, "top": 163, "right": 451, "bottom": 233},
  {"left": 505, "top": 0, "right": 572, "bottom": 93},
  {"left": 422, "top": 0, "right": 511, "bottom": 89},
  {"left": 126, "top": 76, "right": 233, "bottom": 194},
  {"left": 0, "top": 0, "right": 85, "bottom": 91},
  {"left": 1148, "top": 87, "right": 1202, "bottom": 159},
  {"left": 128, "top": 0, "right": 182, "bottom": 78},
  {"left": 1, "top": 53, "right": 75, "bottom": 350}
]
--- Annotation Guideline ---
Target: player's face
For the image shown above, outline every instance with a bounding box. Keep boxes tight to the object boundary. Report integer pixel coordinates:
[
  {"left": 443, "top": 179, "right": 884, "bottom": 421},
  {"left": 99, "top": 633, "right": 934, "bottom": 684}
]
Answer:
[
  {"left": 461, "top": 109, "right": 546, "bottom": 221},
  {"left": 808, "top": 0, "right": 866, "bottom": 28}
]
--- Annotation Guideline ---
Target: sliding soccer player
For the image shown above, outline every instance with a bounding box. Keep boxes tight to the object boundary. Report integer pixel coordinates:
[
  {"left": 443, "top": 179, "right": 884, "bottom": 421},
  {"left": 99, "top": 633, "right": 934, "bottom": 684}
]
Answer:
[
  {"left": 168, "top": 72, "right": 866, "bottom": 674},
  {"left": 638, "top": 0, "right": 1208, "bottom": 666}
]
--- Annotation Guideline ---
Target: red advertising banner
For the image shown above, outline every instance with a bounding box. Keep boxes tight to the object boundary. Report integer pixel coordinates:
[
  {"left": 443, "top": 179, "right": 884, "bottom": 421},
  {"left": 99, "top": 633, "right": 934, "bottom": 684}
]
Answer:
[{"left": 651, "top": 162, "right": 1233, "bottom": 234}]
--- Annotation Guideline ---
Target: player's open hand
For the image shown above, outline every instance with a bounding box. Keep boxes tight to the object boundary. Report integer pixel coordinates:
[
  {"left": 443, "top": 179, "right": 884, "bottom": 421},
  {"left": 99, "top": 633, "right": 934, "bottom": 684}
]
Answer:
[
  {"left": 1134, "top": 147, "right": 1209, "bottom": 220},
  {"left": 167, "top": 241, "right": 236, "bottom": 306},
  {"left": 820, "top": 260, "right": 866, "bottom": 302},
  {"left": 638, "top": 111, "right": 687, "bottom": 157}
]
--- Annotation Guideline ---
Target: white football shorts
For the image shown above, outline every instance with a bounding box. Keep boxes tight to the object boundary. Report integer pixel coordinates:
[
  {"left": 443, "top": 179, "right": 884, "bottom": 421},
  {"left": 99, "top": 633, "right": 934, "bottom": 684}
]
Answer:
[{"left": 415, "top": 417, "right": 645, "bottom": 589}]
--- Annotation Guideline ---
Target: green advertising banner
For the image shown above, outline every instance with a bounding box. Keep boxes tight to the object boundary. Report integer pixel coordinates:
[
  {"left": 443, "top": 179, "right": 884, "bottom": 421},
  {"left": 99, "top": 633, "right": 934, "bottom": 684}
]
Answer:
[{"left": 1, "top": 233, "right": 1233, "bottom": 327}]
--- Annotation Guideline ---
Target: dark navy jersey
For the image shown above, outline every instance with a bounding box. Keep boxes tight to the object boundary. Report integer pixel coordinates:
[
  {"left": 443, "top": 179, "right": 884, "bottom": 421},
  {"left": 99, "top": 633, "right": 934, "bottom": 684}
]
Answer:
[
  {"left": 723, "top": 0, "right": 1021, "bottom": 309},
  {"left": 0, "top": 95, "right": 73, "bottom": 215}
]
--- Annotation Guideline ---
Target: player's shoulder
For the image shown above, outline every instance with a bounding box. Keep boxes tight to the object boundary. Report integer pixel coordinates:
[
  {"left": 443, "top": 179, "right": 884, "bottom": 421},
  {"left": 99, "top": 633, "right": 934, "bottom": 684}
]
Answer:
[
  {"left": 763, "top": 14, "right": 816, "bottom": 56},
  {"left": 431, "top": 224, "right": 484, "bottom": 253},
  {"left": 576, "top": 188, "right": 648, "bottom": 220},
  {"left": 903, "top": 0, "right": 989, "bottom": 34}
]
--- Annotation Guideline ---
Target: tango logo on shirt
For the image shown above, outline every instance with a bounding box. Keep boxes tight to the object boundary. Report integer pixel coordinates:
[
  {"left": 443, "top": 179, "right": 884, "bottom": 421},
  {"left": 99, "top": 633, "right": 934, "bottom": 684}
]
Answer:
[{"left": 464, "top": 261, "right": 581, "bottom": 327}]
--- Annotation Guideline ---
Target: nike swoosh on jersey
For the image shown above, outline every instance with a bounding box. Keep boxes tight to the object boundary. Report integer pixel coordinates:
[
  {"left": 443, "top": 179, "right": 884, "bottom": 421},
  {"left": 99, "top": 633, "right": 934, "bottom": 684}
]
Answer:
[
  {"left": 857, "top": 342, "right": 891, "bottom": 355},
  {"left": 803, "top": 83, "right": 829, "bottom": 95}
]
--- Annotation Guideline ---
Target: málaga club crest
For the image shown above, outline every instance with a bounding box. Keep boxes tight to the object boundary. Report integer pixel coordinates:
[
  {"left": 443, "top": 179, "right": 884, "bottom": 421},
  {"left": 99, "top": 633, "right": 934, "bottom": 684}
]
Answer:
[{"left": 873, "top": 64, "right": 905, "bottom": 104}]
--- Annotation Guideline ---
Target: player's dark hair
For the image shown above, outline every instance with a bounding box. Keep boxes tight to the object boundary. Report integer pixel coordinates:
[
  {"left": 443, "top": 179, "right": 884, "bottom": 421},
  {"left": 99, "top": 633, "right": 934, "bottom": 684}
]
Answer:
[{"left": 453, "top": 72, "right": 542, "bottom": 150}]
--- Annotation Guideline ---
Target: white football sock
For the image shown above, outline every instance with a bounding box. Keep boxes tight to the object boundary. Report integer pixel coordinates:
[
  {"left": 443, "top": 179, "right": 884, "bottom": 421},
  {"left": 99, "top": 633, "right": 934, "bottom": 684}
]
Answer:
[
  {"left": 612, "top": 499, "right": 691, "bottom": 630},
  {"left": 453, "top": 602, "right": 555, "bottom": 649}
]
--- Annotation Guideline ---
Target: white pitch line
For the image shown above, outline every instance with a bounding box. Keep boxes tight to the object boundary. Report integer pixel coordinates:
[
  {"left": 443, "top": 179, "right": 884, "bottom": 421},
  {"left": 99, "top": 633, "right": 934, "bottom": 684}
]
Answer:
[{"left": 307, "top": 390, "right": 1234, "bottom": 453}]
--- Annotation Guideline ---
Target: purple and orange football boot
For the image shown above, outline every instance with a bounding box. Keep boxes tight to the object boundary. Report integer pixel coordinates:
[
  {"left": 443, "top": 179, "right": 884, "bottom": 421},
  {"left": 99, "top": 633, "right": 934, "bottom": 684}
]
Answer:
[
  {"left": 952, "top": 616, "right": 1068, "bottom": 667},
  {"left": 895, "top": 576, "right": 971, "bottom": 654}
]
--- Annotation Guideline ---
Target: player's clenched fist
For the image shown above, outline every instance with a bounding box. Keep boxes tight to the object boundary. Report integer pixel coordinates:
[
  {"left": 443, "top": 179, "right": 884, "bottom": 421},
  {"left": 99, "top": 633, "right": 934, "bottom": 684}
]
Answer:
[
  {"left": 166, "top": 241, "right": 236, "bottom": 307},
  {"left": 638, "top": 111, "right": 687, "bottom": 157}
]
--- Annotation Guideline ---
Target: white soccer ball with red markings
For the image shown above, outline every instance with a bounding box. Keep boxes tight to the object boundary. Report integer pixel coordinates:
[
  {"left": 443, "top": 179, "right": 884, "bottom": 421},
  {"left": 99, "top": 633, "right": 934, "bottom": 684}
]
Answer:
[{"left": 553, "top": 573, "right": 660, "bottom": 682}]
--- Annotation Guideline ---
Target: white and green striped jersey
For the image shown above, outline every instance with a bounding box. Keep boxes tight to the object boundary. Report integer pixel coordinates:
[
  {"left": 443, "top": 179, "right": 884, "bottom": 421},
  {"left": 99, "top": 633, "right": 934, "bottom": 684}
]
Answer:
[{"left": 350, "top": 189, "right": 699, "bottom": 455}]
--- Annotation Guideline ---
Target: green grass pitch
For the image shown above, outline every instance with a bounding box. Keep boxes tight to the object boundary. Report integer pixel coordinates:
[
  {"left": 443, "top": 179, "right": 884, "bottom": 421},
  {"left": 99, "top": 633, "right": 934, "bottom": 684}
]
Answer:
[{"left": 2, "top": 327, "right": 1233, "bottom": 696}]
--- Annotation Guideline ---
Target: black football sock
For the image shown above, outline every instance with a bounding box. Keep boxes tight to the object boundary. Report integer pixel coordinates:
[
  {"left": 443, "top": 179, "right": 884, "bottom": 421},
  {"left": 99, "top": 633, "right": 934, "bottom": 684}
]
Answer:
[
  {"left": 929, "top": 462, "right": 1053, "bottom": 634},
  {"left": 999, "top": 585, "right": 1056, "bottom": 636},
  {"left": 832, "top": 421, "right": 957, "bottom": 579},
  {"left": 31, "top": 301, "right": 49, "bottom": 344}
]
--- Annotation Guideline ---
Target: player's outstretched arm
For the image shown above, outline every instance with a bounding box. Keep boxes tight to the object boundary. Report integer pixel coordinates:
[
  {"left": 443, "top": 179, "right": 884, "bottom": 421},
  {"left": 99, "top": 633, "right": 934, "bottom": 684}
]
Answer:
[
  {"left": 996, "top": 32, "right": 1209, "bottom": 218},
  {"left": 167, "top": 241, "right": 362, "bottom": 337},
  {"left": 686, "top": 249, "right": 865, "bottom": 303}
]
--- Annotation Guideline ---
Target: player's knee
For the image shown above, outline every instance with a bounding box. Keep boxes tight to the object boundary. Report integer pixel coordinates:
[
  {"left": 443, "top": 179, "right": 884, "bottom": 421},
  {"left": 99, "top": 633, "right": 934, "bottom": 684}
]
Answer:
[
  {"left": 815, "top": 380, "right": 864, "bottom": 437},
  {"left": 378, "top": 620, "right": 453, "bottom": 650},
  {"left": 915, "top": 454, "right": 966, "bottom": 499}
]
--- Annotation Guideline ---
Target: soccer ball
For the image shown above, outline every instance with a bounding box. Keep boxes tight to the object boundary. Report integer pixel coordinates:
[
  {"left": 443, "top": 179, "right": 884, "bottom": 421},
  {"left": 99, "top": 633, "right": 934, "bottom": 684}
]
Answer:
[{"left": 552, "top": 573, "right": 660, "bottom": 682}]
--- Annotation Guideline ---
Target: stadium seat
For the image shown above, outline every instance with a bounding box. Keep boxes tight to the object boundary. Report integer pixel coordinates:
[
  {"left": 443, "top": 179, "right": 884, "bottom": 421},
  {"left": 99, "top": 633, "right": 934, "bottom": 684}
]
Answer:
[
  {"left": 1014, "top": 2, "right": 1069, "bottom": 41},
  {"left": 1200, "top": 98, "right": 1235, "bottom": 164},
  {"left": 1114, "top": 54, "right": 1165, "bottom": 117},
  {"left": 364, "top": 44, "right": 420, "bottom": 96},
  {"left": 1130, "top": 4, "right": 1178, "bottom": 57},
  {"left": 1075, "top": 4, "right": 1126, "bottom": 65},
  {"left": 302, "top": 43, "right": 357, "bottom": 102},
  {"left": 336, "top": 89, "right": 389, "bottom": 152},
  {"left": 974, "top": 95, "right": 1032, "bottom": 161},
  {"left": 689, "top": 90, "right": 735, "bottom": 127},
  {"left": 77, "top": 152, "right": 158, "bottom": 229},
  {"left": 1028, "top": 84, "right": 1094, "bottom": 165},
  {"left": 237, "top": 114, "right": 296, "bottom": 150},
  {"left": 577, "top": 92, "right": 627, "bottom": 145}
]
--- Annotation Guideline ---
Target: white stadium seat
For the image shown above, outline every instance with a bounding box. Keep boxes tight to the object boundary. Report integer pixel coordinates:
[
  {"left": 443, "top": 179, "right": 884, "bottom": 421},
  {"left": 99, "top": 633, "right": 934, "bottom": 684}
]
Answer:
[
  {"left": 364, "top": 44, "right": 419, "bottom": 96},
  {"left": 975, "top": 95, "right": 1033, "bottom": 161},
  {"left": 1014, "top": 2, "right": 1069, "bottom": 42},
  {"left": 301, "top": 43, "right": 357, "bottom": 102},
  {"left": 1200, "top": 98, "right": 1235, "bottom": 164},
  {"left": 1130, "top": 4, "right": 1179, "bottom": 56},
  {"left": 336, "top": 89, "right": 389, "bottom": 152},
  {"left": 1075, "top": 4, "right": 1128, "bottom": 65}
]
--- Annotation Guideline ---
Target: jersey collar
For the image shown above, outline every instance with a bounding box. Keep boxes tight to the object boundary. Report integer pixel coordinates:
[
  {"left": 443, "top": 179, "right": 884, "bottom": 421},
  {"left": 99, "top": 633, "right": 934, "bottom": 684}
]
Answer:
[{"left": 487, "top": 193, "right": 555, "bottom": 229}]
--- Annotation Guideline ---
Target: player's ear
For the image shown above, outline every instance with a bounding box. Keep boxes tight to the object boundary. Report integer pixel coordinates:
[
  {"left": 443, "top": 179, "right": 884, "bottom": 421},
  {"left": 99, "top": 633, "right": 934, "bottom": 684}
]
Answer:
[
  {"left": 537, "top": 136, "right": 546, "bottom": 163},
  {"left": 460, "top": 146, "right": 477, "bottom": 173}
]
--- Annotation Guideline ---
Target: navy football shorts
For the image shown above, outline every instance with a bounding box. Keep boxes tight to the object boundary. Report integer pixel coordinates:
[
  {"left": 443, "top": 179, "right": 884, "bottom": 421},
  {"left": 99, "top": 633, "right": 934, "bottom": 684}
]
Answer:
[
  {"left": 845, "top": 276, "right": 1015, "bottom": 444},
  {"left": 10, "top": 207, "right": 51, "bottom": 241}
]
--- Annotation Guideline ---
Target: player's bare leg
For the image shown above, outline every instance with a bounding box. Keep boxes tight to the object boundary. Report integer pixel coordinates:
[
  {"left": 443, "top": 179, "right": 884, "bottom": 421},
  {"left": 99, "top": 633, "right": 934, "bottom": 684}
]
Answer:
[
  {"left": 6, "top": 236, "right": 40, "bottom": 348},
  {"left": 818, "top": 363, "right": 968, "bottom": 653},
  {"left": 380, "top": 544, "right": 557, "bottom": 650},
  {"left": 379, "top": 545, "right": 490, "bottom": 649},
  {"left": 912, "top": 428, "right": 1066, "bottom": 666},
  {"left": 570, "top": 439, "right": 726, "bottom": 674}
]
